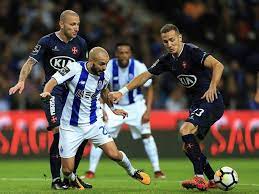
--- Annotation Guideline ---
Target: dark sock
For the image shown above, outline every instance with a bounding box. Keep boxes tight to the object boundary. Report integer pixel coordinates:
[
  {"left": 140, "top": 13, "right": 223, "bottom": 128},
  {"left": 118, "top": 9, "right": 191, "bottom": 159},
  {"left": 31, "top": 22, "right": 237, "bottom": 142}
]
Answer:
[
  {"left": 201, "top": 153, "right": 215, "bottom": 180},
  {"left": 50, "top": 133, "right": 61, "bottom": 180},
  {"left": 182, "top": 134, "right": 205, "bottom": 175},
  {"left": 73, "top": 140, "right": 88, "bottom": 174}
]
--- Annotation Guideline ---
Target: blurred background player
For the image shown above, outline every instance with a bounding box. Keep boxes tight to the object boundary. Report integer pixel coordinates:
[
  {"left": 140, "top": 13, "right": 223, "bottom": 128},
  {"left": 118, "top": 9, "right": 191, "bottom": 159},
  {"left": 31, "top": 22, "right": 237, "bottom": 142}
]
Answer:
[
  {"left": 109, "top": 24, "right": 225, "bottom": 191},
  {"left": 84, "top": 42, "right": 165, "bottom": 179},
  {"left": 40, "top": 47, "right": 151, "bottom": 189},
  {"left": 9, "top": 10, "right": 91, "bottom": 190}
]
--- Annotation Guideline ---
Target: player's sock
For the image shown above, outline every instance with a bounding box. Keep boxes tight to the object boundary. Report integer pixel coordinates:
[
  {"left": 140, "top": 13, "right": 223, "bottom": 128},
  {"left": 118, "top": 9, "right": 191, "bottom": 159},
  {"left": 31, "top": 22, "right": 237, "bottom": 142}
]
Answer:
[
  {"left": 201, "top": 153, "right": 215, "bottom": 180},
  {"left": 74, "top": 140, "right": 88, "bottom": 174},
  {"left": 116, "top": 151, "right": 136, "bottom": 176},
  {"left": 182, "top": 134, "right": 205, "bottom": 175},
  {"left": 63, "top": 172, "right": 76, "bottom": 181},
  {"left": 89, "top": 146, "right": 103, "bottom": 173},
  {"left": 50, "top": 133, "right": 61, "bottom": 180},
  {"left": 142, "top": 136, "right": 160, "bottom": 172}
]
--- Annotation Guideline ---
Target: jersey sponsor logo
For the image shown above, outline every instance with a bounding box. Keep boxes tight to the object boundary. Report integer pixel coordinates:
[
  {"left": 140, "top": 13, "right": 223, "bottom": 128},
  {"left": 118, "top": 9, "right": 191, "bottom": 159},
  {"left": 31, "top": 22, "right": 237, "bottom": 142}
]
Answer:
[
  {"left": 177, "top": 74, "right": 197, "bottom": 88},
  {"left": 32, "top": 44, "right": 41, "bottom": 55},
  {"left": 58, "top": 66, "right": 70, "bottom": 76},
  {"left": 71, "top": 46, "right": 78, "bottom": 55},
  {"left": 49, "top": 56, "right": 75, "bottom": 70},
  {"left": 75, "top": 89, "right": 99, "bottom": 99}
]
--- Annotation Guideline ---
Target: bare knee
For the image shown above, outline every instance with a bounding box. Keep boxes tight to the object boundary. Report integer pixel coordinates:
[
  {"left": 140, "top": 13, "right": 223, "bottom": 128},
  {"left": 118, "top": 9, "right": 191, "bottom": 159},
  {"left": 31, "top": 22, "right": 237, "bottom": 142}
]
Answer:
[
  {"left": 179, "top": 122, "right": 197, "bottom": 136},
  {"left": 61, "top": 158, "right": 74, "bottom": 174},
  {"left": 106, "top": 149, "right": 121, "bottom": 161}
]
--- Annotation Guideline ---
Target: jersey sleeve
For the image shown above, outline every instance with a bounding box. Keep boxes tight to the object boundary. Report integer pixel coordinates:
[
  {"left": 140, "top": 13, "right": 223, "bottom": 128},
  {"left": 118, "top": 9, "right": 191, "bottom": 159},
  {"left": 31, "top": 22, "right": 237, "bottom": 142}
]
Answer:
[
  {"left": 79, "top": 38, "right": 88, "bottom": 60},
  {"left": 52, "top": 62, "right": 80, "bottom": 84},
  {"left": 191, "top": 46, "right": 210, "bottom": 67},
  {"left": 29, "top": 36, "right": 47, "bottom": 62},
  {"left": 148, "top": 55, "right": 170, "bottom": 75}
]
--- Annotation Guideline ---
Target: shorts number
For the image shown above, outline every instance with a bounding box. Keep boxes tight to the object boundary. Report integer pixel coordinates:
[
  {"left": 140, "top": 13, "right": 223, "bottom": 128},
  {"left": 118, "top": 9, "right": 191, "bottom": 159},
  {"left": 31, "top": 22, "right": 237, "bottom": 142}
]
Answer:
[
  {"left": 100, "top": 126, "right": 108, "bottom": 135},
  {"left": 191, "top": 108, "right": 204, "bottom": 117}
]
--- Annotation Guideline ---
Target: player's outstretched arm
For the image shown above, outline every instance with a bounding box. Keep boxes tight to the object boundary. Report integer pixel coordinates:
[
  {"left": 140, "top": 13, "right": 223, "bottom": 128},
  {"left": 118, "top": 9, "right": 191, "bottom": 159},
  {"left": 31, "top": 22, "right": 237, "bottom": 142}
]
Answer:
[
  {"left": 9, "top": 57, "right": 37, "bottom": 95},
  {"left": 101, "top": 87, "right": 128, "bottom": 118},
  {"left": 40, "top": 78, "right": 58, "bottom": 99},
  {"left": 202, "top": 55, "right": 224, "bottom": 103},
  {"left": 109, "top": 71, "right": 153, "bottom": 103}
]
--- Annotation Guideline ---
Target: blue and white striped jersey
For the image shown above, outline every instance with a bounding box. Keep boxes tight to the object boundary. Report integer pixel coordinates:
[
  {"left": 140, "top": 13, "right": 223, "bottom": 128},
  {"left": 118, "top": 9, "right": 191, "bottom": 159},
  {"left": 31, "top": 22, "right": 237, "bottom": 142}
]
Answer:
[
  {"left": 52, "top": 61, "right": 109, "bottom": 128},
  {"left": 107, "top": 58, "right": 152, "bottom": 105}
]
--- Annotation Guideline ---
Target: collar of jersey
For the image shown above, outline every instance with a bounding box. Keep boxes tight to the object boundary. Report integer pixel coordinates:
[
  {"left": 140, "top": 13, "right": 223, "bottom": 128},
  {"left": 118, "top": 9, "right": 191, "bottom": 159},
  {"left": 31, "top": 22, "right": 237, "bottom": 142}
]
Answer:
[
  {"left": 55, "top": 31, "right": 74, "bottom": 43},
  {"left": 171, "top": 43, "right": 185, "bottom": 59}
]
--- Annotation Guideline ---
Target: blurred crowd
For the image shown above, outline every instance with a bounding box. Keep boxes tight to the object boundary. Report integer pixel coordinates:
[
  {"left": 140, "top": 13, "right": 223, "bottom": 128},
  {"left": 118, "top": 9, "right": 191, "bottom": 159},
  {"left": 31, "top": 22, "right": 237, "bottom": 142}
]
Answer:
[{"left": 0, "top": 0, "right": 258, "bottom": 111}]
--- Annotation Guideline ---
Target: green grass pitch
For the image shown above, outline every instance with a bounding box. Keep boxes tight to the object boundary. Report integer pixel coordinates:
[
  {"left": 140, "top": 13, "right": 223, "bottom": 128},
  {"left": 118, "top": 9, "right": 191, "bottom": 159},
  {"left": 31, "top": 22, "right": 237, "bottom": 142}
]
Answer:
[{"left": 0, "top": 158, "right": 258, "bottom": 193}]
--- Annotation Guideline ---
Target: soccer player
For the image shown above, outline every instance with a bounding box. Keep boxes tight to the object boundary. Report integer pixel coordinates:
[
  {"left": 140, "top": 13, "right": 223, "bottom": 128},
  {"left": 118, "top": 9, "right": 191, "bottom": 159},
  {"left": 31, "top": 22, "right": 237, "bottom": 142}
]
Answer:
[
  {"left": 40, "top": 47, "right": 151, "bottom": 189},
  {"left": 84, "top": 42, "right": 165, "bottom": 179},
  {"left": 109, "top": 24, "right": 225, "bottom": 191},
  {"left": 9, "top": 10, "right": 91, "bottom": 189}
]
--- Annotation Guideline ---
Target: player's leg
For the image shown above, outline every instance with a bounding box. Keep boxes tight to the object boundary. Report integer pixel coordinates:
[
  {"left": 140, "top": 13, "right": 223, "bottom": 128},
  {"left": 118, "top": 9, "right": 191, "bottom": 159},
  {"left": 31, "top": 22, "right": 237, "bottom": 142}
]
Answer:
[
  {"left": 180, "top": 122, "right": 207, "bottom": 191},
  {"left": 59, "top": 126, "right": 93, "bottom": 190},
  {"left": 140, "top": 123, "right": 165, "bottom": 179},
  {"left": 99, "top": 141, "right": 151, "bottom": 185},
  {"left": 42, "top": 93, "right": 66, "bottom": 190},
  {"left": 91, "top": 121, "right": 150, "bottom": 185},
  {"left": 85, "top": 114, "right": 122, "bottom": 178}
]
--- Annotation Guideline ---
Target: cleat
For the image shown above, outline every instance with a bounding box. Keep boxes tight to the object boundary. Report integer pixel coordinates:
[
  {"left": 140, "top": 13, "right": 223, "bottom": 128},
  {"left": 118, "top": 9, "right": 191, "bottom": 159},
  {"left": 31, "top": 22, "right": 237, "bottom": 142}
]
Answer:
[
  {"left": 131, "top": 170, "right": 151, "bottom": 185},
  {"left": 208, "top": 180, "right": 217, "bottom": 189},
  {"left": 70, "top": 176, "right": 85, "bottom": 190},
  {"left": 77, "top": 176, "right": 93, "bottom": 189},
  {"left": 154, "top": 171, "right": 166, "bottom": 179},
  {"left": 63, "top": 178, "right": 70, "bottom": 189},
  {"left": 51, "top": 179, "right": 68, "bottom": 190},
  {"left": 182, "top": 176, "right": 208, "bottom": 191},
  {"left": 85, "top": 171, "right": 95, "bottom": 179}
]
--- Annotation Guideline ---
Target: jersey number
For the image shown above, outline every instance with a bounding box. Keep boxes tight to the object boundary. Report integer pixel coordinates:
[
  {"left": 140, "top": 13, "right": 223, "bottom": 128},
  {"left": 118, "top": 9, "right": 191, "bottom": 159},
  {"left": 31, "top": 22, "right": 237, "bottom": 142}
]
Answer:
[
  {"left": 191, "top": 108, "right": 204, "bottom": 117},
  {"left": 100, "top": 126, "right": 108, "bottom": 135}
]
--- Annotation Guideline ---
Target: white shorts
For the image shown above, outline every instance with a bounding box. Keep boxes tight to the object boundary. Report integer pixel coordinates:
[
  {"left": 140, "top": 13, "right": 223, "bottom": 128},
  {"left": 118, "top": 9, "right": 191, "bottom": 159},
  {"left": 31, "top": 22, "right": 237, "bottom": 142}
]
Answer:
[
  {"left": 104, "top": 100, "right": 151, "bottom": 139},
  {"left": 59, "top": 119, "right": 113, "bottom": 158}
]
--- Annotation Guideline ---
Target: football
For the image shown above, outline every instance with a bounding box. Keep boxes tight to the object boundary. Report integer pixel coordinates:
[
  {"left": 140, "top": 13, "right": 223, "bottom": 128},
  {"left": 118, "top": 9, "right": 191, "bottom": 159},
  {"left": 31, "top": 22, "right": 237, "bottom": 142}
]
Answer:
[{"left": 214, "top": 166, "right": 238, "bottom": 191}]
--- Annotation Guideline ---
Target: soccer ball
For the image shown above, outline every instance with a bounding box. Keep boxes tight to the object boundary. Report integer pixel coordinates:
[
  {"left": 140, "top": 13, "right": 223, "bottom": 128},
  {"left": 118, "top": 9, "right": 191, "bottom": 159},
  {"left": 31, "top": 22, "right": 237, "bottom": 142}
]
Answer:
[{"left": 214, "top": 166, "right": 238, "bottom": 191}]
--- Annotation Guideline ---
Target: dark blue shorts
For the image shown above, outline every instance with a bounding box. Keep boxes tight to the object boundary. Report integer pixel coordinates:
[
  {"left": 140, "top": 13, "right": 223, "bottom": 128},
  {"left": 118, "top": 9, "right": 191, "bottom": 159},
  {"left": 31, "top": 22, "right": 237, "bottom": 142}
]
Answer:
[
  {"left": 41, "top": 85, "right": 67, "bottom": 131},
  {"left": 186, "top": 93, "right": 224, "bottom": 140}
]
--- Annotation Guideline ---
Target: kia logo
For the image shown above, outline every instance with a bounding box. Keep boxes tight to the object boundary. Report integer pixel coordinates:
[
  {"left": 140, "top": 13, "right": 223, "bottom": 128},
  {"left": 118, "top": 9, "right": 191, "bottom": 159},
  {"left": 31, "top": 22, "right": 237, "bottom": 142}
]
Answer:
[
  {"left": 50, "top": 56, "right": 75, "bottom": 70},
  {"left": 177, "top": 74, "right": 197, "bottom": 88}
]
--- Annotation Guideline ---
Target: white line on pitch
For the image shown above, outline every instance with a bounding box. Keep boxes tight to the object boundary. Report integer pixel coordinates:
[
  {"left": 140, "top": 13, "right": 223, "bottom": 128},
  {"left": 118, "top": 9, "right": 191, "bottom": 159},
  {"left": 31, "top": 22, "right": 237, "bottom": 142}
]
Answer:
[{"left": 1, "top": 178, "right": 259, "bottom": 187}]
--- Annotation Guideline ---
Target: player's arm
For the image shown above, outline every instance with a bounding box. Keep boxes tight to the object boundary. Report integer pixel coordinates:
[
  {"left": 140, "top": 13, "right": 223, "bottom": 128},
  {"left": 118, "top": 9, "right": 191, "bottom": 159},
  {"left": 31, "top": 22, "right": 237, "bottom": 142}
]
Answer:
[
  {"left": 9, "top": 57, "right": 37, "bottom": 95},
  {"left": 40, "top": 62, "right": 78, "bottom": 99},
  {"left": 202, "top": 55, "right": 224, "bottom": 102},
  {"left": 40, "top": 78, "right": 58, "bottom": 99},
  {"left": 101, "top": 87, "right": 128, "bottom": 118},
  {"left": 255, "top": 73, "right": 259, "bottom": 103},
  {"left": 109, "top": 71, "right": 153, "bottom": 103}
]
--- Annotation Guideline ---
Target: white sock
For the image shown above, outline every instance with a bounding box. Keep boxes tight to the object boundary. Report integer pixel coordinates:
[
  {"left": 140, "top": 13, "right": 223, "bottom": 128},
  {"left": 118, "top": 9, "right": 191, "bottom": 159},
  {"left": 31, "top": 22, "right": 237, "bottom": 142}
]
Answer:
[
  {"left": 116, "top": 151, "right": 136, "bottom": 176},
  {"left": 63, "top": 172, "right": 76, "bottom": 181},
  {"left": 142, "top": 136, "right": 160, "bottom": 172},
  {"left": 89, "top": 146, "right": 103, "bottom": 173},
  {"left": 195, "top": 174, "right": 205, "bottom": 178}
]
